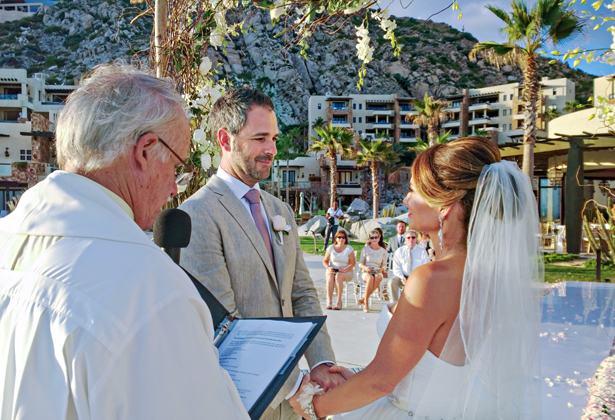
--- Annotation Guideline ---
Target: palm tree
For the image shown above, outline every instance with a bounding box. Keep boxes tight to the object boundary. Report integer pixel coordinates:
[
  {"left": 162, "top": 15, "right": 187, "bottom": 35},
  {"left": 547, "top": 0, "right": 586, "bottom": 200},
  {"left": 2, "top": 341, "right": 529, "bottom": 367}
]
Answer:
[
  {"left": 469, "top": 0, "right": 583, "bottom": 180},
  {"left": 312, "top": 117, "right": 326, "bottom": 130},
  {"left": 356, "top": 139, "right": 397, "bottom": 218},
  {"left": 563, "top": 100, "right": 589, "bottom": 113},
  {"left": 406, "top": 93, "right": 452, "bottom": 147},
  {"left": 545, "top": 107, "right": 562, "bottom": 121},
  {"left": 309, "top": 124, "right": 355, "bottom": 207},
  {"left": 409, "top": 130, "right": 452, "bottom": 154}
]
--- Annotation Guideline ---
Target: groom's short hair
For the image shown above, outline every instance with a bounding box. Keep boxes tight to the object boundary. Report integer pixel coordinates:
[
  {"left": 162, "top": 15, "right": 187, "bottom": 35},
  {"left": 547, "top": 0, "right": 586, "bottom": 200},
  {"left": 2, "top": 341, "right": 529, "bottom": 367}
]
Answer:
[{"left": 209, "top": 86, "right": 275, "bottom": 142}]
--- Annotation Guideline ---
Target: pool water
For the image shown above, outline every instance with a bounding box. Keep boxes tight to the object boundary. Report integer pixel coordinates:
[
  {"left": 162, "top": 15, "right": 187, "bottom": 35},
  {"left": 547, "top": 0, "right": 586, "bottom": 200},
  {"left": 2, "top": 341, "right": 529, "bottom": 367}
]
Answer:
[{"left": 541, "top": 281, "right": 615, "bottom": 418}]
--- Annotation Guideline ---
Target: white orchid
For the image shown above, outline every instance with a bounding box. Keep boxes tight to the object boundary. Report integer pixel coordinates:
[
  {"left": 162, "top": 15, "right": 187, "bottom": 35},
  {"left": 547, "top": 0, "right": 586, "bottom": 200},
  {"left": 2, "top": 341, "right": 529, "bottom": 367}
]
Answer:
[
  {"left": 201, "top": 154, "right": 212, "bottom": 170},
  {"left": 193, "top": 128, "right": 207, "bottom": 144},
  {"left": 199, "top": 57, "right": 212, "bottom": 75}
]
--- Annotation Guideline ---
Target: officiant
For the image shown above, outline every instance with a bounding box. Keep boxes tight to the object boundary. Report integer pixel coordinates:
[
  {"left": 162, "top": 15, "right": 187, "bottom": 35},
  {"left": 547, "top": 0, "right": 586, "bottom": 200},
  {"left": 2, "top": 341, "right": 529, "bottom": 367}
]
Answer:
[{"left": 0, "top": 65, "right": 249, "bottom": 419}]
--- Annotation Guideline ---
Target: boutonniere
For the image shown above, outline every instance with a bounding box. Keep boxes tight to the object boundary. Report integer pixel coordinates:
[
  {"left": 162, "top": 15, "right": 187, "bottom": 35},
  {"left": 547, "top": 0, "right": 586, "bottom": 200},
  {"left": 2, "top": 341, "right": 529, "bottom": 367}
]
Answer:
[{"left": 271, "top": 215, "right": 291, "bottom": 245}]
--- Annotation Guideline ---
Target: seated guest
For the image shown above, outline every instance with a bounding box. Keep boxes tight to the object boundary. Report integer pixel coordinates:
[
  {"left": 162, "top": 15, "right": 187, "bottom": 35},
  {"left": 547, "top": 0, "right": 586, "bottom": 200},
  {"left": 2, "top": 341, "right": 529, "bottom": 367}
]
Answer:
[
  {"left": 358, "top": 229, "right": 388, "bottom": 312},
  {"left": 386, "top": 221, "right": 407, "bottom": 254},
  {"left": 374, "top": 227, "right": 387, "bottom": 250},
  {"left": 323, "top": 230, "right": 356, "bottom": 310},
  {"left": 388, "top": 230, "right": 431, "bottom": 302},
  {"left": 0, "top": 65, "right": 248, "bottom": 419}
]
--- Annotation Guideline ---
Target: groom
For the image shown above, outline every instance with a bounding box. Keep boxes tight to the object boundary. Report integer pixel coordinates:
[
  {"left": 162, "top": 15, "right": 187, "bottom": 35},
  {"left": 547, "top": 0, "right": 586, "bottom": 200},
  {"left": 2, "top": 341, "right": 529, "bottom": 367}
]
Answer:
[{"left": 179, "top": 87, "right": 342, "bottom": 420}]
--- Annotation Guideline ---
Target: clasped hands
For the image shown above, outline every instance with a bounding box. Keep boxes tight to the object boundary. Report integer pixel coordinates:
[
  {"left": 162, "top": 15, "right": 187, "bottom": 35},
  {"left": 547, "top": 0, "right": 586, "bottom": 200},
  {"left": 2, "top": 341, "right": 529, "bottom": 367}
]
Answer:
[{"left": 289, "top": 363, "right": 354, "bottom": 418}]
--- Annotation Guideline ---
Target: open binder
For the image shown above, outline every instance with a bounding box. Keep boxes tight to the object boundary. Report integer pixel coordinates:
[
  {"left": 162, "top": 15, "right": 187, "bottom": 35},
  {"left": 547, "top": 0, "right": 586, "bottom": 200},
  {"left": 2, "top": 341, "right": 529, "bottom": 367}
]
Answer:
[{"left": 182, "top": 268, "right": 326, "bottom": 419}]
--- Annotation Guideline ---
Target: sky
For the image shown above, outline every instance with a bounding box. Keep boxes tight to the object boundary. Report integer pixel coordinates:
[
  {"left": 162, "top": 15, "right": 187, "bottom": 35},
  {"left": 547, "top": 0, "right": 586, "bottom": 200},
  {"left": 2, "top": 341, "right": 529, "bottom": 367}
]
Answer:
[{"left": 385, "top": 0, "right": 615, "bottom": 77}]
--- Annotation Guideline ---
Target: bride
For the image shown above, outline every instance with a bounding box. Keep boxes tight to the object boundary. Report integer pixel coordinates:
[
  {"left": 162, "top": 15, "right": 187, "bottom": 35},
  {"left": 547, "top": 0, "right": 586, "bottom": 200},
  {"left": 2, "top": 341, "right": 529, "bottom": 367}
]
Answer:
[{"left": 290, "top": 137, "right": 543, "bottom": 419}]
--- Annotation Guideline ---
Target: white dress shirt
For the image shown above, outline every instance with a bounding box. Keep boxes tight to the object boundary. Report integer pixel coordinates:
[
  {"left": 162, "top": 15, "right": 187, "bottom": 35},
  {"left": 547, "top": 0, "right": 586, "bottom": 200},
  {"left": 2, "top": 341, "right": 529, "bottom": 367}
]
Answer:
[
  {"left": 392, "top": 244, "right": 431, "bottom": 279},
  {"left": 217, "top": 167, "right": 272, "bottom": 238}
]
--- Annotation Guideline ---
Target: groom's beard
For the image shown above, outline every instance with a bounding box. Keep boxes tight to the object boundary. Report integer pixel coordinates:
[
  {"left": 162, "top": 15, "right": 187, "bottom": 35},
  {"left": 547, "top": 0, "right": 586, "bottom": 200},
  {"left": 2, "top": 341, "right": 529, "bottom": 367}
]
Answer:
[{"left": 230, "top": 144, "right": 273, "bottom": 183}]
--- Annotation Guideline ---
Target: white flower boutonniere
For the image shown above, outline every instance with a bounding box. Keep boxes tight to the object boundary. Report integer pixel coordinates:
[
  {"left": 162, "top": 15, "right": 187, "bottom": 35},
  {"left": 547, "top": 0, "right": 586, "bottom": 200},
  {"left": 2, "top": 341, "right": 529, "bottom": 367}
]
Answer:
[{"left": 271, "top": 215, "right": 291, "bottom": 245}]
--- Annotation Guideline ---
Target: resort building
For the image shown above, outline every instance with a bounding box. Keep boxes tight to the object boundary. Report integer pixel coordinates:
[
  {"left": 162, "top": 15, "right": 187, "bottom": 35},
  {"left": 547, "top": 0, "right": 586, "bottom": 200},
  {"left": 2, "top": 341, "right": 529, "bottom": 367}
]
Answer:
[
  {"left": 444, "top": 77, "right": 575, "bottom": 144},
  {"left": 0, "top": 68, "right": 77, "bottom": 216},
  {"left": 0, "top": 1, "right": 43, "bottom": 24}
]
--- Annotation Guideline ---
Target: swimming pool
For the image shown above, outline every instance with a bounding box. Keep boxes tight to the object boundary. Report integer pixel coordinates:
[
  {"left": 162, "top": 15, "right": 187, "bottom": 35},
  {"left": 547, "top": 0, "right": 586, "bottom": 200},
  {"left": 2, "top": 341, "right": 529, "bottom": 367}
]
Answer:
[{"left": 541, "top": 281, "right": 615, "bottom": 418}]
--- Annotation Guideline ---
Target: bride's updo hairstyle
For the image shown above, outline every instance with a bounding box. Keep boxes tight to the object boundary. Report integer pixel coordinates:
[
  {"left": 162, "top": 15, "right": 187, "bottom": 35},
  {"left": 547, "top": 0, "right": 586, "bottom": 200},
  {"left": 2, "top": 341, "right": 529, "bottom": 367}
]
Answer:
[{"left": 411, "top": 137, "right": 501, "bottom": 233}]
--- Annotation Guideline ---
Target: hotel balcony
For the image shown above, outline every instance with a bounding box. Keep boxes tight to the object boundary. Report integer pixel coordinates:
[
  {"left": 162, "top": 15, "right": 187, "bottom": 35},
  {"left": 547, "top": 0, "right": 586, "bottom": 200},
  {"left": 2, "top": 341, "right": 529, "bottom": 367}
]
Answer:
[
  {"left": 400, "top": 109, "right": 418, "bottom": 117},
  {"left": 469, "top": 103, "right": 493, "bottom": 112},
  {"left": 367, "top": 123, "right": 393, "bottom": 129},
  {"left": 469, "top": 117, "right": 491, "bottom": 125},
  {"left": 442, "top": 120, "right": 461, "bottom": 128},
  {"left": 446, "top": 106, "right": 460, "bottom": 113},
  {"left": 0, "top": 93, "right": 30, "bottom": 108},
  {"left": 399, "top": 121, "right": 418, "bottom": 129},
  {"left": 366, "top": 109, "right": 395, "bottom": 116},
  {"left": 513, "top": 113, "right": 525, "bottom": 120},
  {"left": 399, "top": 137, "right": 418, "bottom": 143},
  {"left": 331, "top": 121, "right": 351, "bottom": 128},
  {"left": 338, "top": 183, "right": 362, "bottom": 196}
]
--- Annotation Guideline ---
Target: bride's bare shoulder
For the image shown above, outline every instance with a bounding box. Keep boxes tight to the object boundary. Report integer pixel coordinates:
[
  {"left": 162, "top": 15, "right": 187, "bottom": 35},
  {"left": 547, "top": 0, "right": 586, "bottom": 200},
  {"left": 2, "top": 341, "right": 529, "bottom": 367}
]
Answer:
[{"left": 404, "top": 257, "right": 464, "bottom": 303}]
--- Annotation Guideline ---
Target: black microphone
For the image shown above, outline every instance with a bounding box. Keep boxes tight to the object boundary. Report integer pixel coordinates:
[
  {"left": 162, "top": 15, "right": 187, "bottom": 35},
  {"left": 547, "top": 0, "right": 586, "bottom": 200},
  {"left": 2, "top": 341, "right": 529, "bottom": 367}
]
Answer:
[
  {"left": 153, "top": 208, "right": 232, "bottom": 329},
  {"left": 153, "top": 208, "right": 192, "bottom": 264}
]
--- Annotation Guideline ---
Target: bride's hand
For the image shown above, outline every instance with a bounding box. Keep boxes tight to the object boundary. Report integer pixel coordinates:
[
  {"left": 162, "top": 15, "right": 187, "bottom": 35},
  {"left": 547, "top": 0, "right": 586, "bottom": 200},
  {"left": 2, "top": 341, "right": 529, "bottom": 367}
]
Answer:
[
  {"left": 328, "top": 364, "right": 355, "bottom": 380},
  {"left": 288, "top": 374, "right": 312, "bottom": 419}
]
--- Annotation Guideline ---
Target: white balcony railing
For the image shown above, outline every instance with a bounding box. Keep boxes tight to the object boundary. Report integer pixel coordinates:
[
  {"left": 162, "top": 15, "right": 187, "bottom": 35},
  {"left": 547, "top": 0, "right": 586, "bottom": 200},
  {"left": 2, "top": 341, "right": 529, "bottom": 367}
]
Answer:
[
  {"left": 469, "top": 103, "right": 493, "bottom": 112},
  {"left": 442, "top": 120, "right": 460, "bottom": 128}
]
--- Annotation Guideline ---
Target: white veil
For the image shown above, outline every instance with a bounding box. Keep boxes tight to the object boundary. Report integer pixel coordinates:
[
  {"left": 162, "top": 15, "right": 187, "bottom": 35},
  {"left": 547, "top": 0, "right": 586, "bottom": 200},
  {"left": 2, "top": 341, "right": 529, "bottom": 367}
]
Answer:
[{"left": 414, "top": 160, "right": 544, "bottom": 419}]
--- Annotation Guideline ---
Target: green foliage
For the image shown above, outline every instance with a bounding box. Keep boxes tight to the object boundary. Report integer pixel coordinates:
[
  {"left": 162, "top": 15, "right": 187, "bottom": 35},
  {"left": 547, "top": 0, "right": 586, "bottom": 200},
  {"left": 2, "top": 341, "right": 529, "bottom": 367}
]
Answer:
[
  {"left": 543, "top": 253, "right": 578, "bottom": 264},
  {"left": 460, "top": 32, "right": 478, "bottom": 42},
  {"left": 584, "top": 258, "right": 615, "bottom": 269},
  {"left": 44, "top": 25, "right": 67, "bottom": 35}
]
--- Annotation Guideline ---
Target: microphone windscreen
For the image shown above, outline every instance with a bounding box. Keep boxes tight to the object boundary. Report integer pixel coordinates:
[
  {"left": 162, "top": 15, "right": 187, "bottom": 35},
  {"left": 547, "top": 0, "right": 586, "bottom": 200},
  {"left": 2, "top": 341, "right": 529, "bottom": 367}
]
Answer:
[{"left": 153, "top": 208, "right": 192, "bottom": 249}]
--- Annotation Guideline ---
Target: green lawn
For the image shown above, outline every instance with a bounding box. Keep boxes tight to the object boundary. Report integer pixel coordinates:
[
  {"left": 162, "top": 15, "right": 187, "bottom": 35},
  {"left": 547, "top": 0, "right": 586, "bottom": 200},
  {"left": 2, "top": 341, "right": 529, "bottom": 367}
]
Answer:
[
  {"left": 299, "top": 238, "right": 614, "bottom": 283},
  {"left": 299, "top": 236, "right": 366, "bottom": 256},
  {"left": 544, "top": 264, "right": 615, "bottom": 283}
]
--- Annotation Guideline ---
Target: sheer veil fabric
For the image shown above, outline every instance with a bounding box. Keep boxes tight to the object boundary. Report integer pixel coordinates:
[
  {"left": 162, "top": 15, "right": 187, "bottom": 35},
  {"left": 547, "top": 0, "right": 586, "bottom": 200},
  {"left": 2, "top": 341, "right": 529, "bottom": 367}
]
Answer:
[{"left": 413, "top": 160, "right": 544, "bottom": 419}]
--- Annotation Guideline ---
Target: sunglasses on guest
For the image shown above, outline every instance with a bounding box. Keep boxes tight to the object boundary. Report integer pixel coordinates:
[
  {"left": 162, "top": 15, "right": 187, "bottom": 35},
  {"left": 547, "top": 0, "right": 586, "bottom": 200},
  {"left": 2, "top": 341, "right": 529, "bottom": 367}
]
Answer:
[
  {"left": 406, "top": 236, "right": 417, "bottom": 240},
  {"left": 369, "top": 236, "right": 379, "bottom": 240}
]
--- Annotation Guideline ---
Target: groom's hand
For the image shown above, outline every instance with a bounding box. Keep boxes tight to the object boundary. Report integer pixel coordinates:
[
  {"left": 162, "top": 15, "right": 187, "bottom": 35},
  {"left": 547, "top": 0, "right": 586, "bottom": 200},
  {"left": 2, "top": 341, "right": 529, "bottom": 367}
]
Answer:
[{"left": 309, "top": 363, "right": 345, "bottom": 392}]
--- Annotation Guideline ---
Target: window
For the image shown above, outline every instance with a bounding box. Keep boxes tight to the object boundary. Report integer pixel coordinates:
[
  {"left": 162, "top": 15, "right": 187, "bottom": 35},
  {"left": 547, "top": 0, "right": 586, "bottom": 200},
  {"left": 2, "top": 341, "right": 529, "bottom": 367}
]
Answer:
[
  {"left": 332, "top": 117, "right": 347, "bottom": 124},
  {"left": 553, "top": 89, "right": 557, "bottom": 95},
  {"left": 353, "top": 117, "right": 356, "bottom": 123},
  {"left": 318, "top": 103, "right": 321, "bottom": 109},
  {"left": 510, "top": 94, "right": 513, "bottom": 100},
  {"left": 509, "top": 124, "right": 512, "bottom": 130},
  {"left": 359, "top": 104, "right": 362, "bottom": 110},
  {"left": 283, "top": 171, "right": 296, "bottom": 184},
  {"left": 551, "top": 104, "right": 557, "bottom": 110},
  {"left": 20, "top": 150, "right": 31, "bottom": 161},
  {"left": 452, "top": 101, "right": 461, "bottom": 108},
  {"left": 400, "top": 104, "right": 411, "bottom": 111},
  {"left": 338, "top": 171, "right": 352, "bottom": 184},
  {"left": 502, "top": 125, "right": 507, "bottom": 132},
  {"left": 332, "top": 102, "right": 347, "bottom": 110},
  {"left": 353, "top": 104, "right": 356, "bottom": 109},
  {"left": 359, "top": 117, "right": 362, "bottom": 123},
  {"left": 503, "top": 110, "right": 507, "bottom": 116},
  {"left": 358, "top": 130, "right": 362, "bottom": 134}
]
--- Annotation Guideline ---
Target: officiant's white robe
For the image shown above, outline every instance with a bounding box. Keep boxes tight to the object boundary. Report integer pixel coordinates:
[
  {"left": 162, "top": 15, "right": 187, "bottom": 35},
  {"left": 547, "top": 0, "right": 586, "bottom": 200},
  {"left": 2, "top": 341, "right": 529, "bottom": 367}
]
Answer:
[{"left": 0, "top": 171, "right": 248, "bottom": 420}]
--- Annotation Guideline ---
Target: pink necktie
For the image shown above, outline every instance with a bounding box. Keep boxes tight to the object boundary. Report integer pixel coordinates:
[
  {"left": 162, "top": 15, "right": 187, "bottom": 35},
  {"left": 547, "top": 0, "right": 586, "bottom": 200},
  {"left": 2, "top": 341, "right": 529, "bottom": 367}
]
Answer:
[{"left": 244, "top": 189, "right": 275, "bottom": 269}]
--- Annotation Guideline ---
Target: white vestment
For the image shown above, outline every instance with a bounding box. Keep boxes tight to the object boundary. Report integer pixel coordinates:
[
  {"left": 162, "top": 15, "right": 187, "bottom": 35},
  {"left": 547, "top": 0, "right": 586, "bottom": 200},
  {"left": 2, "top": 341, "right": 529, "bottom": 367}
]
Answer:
[{"left": 0, "top": 171, "right": 249, "bottom": 420}]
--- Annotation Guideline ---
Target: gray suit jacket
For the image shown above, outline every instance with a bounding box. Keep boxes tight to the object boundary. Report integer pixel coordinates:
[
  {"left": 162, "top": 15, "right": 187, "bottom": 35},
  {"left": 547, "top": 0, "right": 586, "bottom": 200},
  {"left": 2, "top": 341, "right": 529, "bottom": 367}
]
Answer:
[
  {"left": 179, "top": 175, "right": 335, "bottom": 412},
  {"left": 386, "top": 234, "right": 404, "bottom": 253}
]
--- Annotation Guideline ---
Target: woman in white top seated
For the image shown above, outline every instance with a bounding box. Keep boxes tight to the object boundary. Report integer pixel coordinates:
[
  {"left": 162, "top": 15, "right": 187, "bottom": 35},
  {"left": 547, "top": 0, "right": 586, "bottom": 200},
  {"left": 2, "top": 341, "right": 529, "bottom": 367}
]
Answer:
[
  {"left": 323, "top": 230, "right": 356, "bottom": 310},
  {"left": 358, "top": 229, "right": 388, "bottom": 313}
]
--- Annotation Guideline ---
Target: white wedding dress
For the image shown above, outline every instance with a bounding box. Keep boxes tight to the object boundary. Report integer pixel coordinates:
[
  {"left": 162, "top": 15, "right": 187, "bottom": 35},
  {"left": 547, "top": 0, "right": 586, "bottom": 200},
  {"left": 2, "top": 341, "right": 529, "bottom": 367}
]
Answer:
[
  {"left": 332, "top": 161, "right": 543, "bottom": 420},
  {"left": 335, "top": 306, "right": 470, "bottom": 420}
]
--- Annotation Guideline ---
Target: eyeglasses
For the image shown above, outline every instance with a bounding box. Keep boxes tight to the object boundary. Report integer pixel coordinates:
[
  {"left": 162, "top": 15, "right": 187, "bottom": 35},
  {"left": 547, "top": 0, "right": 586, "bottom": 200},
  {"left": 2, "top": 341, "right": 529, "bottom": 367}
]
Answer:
[
  {"left": 154, "top": 136, "right": 196, "bottom": 186},
  {"left": 369, "top": 236, "right": 379, "bottom": 240},
  {"left": 337, "top": 236, "right": 347, "bottom": 239},
  {"left": 406, "top": 236, "right": 417, "bottom": 240}
]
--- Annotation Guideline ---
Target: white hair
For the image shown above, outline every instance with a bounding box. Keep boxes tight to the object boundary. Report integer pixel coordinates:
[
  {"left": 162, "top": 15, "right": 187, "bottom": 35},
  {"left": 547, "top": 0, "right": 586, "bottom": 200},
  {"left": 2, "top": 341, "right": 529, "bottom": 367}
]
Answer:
[{"left": 56, "top": 64, "right": 185, "bottom": 172}]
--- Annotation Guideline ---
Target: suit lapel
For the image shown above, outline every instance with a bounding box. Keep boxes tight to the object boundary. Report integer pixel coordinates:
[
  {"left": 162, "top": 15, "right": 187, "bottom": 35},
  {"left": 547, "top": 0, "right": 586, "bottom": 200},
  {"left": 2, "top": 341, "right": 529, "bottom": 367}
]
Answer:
[
  {"left": 208, "top": 176, "right": 279, "bottom": 292},
  {"left": 262, "top": 194, "right": 286, "bottom": 292}
]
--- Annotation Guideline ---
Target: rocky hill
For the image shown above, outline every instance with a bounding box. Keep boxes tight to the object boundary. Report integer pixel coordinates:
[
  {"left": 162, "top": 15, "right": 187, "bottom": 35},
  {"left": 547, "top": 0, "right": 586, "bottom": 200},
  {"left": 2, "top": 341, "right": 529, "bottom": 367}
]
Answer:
[{"left": 0, "top": 0, "right": 595, "bottom": 125}]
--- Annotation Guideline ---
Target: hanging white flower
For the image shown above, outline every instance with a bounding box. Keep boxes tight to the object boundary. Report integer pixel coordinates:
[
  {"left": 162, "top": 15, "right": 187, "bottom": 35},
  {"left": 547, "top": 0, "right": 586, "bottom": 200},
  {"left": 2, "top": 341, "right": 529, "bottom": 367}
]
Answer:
[
  {"left": 210, "top": 27, "right": 224, "bottom": 48},
  {"left": 210, "top": 86, "right": 222, "bottom": 104},
  {"left": 201, "top": 154, "right": 212, "bottom": 170},
  {"left": 193, "top": 128, "right": 207, "bottom": 144},
  {"left": 270, "top": 0, "right": 286, "bottom": 20},
  {"left": 199, "top": 57, "right": 212, "bottom": 75},
  {"left": 212, "top": 154, "right": 221, "bottom": 167}
]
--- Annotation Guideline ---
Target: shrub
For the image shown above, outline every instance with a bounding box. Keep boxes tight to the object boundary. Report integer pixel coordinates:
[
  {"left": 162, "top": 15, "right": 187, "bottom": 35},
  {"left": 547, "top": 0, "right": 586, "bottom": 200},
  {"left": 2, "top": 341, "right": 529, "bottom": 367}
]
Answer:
[
  {"left": 461, "top": 32, "right": 478, "bottom": 42},
  {"left": 543, "top": 253, "right": 578, "bottom": 264},
  {"left": 584, "top": 258, "right": 615, "bottom": 269}
]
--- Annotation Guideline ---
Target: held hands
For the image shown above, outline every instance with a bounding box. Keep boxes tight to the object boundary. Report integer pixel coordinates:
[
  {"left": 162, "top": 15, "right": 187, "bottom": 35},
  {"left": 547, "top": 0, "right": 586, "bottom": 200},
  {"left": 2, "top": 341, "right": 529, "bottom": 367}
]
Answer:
[{"left": 289, "top": 365, "right": 355, "bottom": 418}]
